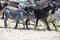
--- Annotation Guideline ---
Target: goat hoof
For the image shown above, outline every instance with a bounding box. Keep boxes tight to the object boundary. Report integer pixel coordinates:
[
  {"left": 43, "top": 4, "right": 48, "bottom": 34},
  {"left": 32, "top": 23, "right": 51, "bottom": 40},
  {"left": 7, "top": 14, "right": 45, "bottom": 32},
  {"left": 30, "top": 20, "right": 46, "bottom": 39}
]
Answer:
[
  {"left": 5, "top": 27, "right": 7, "bottom": 28},
  {"left": 26, "top": 28, "right": 28, "bottom": 29},
  {"left": 26, "top": 27, "right": 29, "bottom": 30},
  {"left": 47, "top": 29, "right": 51, "bottom": 31}
]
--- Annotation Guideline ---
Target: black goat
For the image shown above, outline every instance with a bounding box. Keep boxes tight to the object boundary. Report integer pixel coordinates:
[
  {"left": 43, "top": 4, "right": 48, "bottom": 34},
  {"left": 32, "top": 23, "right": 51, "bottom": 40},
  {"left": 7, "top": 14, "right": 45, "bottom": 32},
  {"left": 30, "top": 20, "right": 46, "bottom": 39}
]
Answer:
[{"left": 25, "top": 1, "right": 58, "bottom": 31}]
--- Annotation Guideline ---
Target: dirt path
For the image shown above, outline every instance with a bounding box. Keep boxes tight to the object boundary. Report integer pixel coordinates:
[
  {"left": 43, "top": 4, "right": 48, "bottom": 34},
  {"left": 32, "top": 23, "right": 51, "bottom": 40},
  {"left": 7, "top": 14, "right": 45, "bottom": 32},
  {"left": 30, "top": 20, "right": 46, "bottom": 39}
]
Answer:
[{"left": 0, "top": 28, "right": 60, "bottom": 40}]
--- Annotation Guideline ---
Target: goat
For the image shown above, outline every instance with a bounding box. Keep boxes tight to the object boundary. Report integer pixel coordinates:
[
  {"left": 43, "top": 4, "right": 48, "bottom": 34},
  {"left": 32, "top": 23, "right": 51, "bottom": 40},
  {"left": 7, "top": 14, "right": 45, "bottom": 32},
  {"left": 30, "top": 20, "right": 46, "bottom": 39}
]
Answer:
[
  {"left": 25, "top": 1, "right": 58, "bottom": 31},
  {"left": 2, "top": 6, "right": 35, "bottom": 29}
]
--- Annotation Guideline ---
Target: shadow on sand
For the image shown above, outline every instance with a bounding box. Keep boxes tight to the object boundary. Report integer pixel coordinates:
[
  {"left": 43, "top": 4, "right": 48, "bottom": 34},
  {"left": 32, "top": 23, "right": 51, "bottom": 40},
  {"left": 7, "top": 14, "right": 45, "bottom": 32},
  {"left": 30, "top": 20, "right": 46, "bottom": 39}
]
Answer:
[{"left": 0, "top": 26, "right": 47, "bottom": 31}]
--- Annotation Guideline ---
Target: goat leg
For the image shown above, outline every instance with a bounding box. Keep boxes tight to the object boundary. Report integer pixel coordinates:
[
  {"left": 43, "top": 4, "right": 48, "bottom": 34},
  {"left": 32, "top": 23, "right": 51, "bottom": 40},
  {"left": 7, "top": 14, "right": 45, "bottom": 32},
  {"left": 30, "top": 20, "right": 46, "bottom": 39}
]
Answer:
[
  {"left": 4, "top": 17, "right": 8, "bottom": 28},
  {"left": 14, "top": 17, "right": 19, "bottom": 29},
  {"left": 45, "top": 18, "right": 51, "bottom": 31},
  {"left": 14, "top": 20, "right": 19, "bottom": 29},
  {"left": 25, "top": 19, "right": 29, "bottom": 29},
  {"left": 51, "top": 20, "right": 57, "bottom": 31},
  {"left": 35, "top": 18, "right": 39, "bottom": 29}
]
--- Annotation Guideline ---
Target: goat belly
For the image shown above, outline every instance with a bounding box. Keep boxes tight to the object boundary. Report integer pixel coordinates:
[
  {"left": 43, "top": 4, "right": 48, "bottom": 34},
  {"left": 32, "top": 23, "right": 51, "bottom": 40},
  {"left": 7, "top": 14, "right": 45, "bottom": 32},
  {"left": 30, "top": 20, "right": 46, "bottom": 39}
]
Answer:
[{"left": 34, "top": 10, "right": 48, "bottom": 19}]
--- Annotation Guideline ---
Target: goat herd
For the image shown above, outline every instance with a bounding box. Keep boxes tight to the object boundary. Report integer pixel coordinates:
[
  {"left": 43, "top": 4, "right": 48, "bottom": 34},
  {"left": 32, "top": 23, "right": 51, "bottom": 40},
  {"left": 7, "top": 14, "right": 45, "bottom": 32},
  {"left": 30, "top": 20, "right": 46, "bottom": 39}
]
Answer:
[{"left": 0, "top": 0, "right": 60, "bottom": 31}]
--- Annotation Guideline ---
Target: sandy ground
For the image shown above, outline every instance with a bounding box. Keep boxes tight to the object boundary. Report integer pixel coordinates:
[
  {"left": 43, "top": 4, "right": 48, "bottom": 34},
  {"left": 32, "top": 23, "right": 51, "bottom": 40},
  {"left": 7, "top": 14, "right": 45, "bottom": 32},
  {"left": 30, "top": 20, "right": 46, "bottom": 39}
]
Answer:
[{"left": 0, "top": 28, "right": 60, "bottom": 40}]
